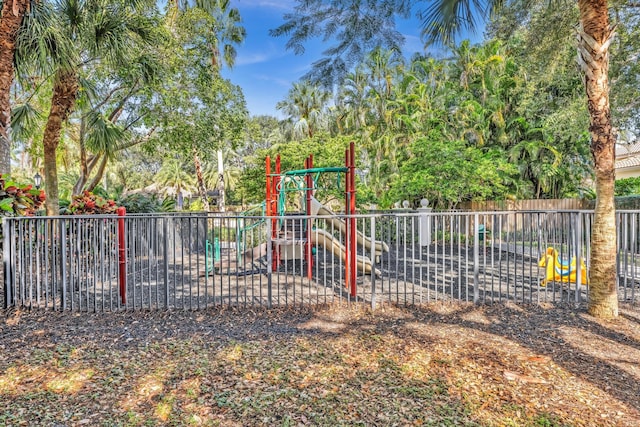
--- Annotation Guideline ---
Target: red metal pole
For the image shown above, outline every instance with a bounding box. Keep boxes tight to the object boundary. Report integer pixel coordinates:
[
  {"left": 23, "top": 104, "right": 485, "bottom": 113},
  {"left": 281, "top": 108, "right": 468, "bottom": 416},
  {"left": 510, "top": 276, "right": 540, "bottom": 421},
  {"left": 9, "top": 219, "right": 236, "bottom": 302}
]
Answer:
[
  {"left": 349, "top": 141, "right": 357, "bottom": 297},
  {"left": 266, "top": 156, "right": 271, "bottom": 216},
  {"left": 117, "top": 206, "right": 127, "bottom": 304},
  {"left": 306, "top": 154, "right": 314, "bottom": 279},
  {"left": 273, "top": 155, "right": 281, "bottom": 269},
  {"left": 344, "top": 148, "right": 351, "bottom": 293}
]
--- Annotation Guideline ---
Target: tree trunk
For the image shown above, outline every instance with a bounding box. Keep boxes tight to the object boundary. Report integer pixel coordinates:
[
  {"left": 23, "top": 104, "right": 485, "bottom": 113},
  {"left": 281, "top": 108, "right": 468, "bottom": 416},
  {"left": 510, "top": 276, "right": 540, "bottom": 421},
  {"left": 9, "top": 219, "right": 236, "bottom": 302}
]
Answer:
[
  {"left": 577, "top": 0, "right": 618, "bottom": 318},
  {"left": 43, "top": 69, "right": 79, "bottom": 215},
  {"left": 73, "top": 115, "right": 88, "bottom": 195},
  {"left": 193, "top": 148, "right": 210, "bottom": 211},
  {"left": 0, "top": 0, "right": 29, "bottom": 175},
  {"left": 86, "top": 155, "right": 107, "bottom": 192},
  {"left": 217, "top": 149, "right": 225, "bottom": 212}
]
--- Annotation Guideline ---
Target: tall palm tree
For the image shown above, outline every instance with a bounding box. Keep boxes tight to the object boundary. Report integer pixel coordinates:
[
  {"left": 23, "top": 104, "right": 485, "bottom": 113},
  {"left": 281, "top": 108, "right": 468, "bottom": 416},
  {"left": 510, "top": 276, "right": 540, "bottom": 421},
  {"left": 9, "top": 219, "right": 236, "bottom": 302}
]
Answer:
[
  {"left": 0, "top": 0, "right": 57, "bottom": 174},
  {"left": 277, "top": 81, "right": 330, "bottom": 139},
  {"left": 0, "top": 0, "right": 31, "bottom": 174},
  {"left": 337, "top": 68, "right": 371, "bottom": 132},
  {"left": 37, "top": 0, "right": 157, "bottom": 215},
  {"left": 423, "top": 0, "right": 619, "bottom": 318}
]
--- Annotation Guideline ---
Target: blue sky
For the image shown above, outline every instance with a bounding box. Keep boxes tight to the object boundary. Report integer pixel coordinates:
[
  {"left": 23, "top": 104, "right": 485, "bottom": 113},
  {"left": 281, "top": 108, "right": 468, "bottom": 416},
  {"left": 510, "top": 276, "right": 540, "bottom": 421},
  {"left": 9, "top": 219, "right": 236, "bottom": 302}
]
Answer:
[{"left": 222, "top": 0, "right": 484, "bottom": 118}]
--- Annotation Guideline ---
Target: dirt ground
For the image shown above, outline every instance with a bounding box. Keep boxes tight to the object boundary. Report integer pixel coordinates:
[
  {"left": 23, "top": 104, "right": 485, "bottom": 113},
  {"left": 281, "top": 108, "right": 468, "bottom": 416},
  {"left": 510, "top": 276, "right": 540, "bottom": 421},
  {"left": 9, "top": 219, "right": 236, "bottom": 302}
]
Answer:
[{"left": 1, "top": 302, "right": 639, "bottom": 426}]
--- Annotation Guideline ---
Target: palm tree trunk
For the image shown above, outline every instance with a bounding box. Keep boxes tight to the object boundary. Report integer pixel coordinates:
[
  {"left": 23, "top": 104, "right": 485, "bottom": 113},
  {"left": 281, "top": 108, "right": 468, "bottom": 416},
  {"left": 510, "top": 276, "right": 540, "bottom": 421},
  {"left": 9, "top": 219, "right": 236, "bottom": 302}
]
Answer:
[
  {"left": 0, "top": 0, "right": 29, "bottom": 175},
  {"left": 73, "top": 115, "right": 88, "bottom": 195},
  {"left": 43, "top": 69, "right": 79, "bottom": 215},
  {"left": 577, "top": 0, "right": 618, "bottom": 318},
  {"left": 193, "top": 148, "right": 210, "bottom": 211}
]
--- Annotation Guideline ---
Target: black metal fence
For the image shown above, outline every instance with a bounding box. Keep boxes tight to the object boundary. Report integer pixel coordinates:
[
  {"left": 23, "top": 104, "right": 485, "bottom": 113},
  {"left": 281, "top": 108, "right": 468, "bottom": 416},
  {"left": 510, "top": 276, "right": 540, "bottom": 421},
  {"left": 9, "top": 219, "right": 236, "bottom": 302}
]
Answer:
[{"left": 2, "top": 210, "right": 638, "bottom": 311}]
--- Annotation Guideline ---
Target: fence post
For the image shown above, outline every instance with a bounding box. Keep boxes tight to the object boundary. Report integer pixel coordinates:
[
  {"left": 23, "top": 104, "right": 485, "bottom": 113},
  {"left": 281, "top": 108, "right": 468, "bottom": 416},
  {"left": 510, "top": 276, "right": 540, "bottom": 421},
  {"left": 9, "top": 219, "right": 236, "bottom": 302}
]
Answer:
[
  {"left": 473, "top": 213, "right": 480, "bottom": 304},
  {"left": 3, "top": 218, "right": 11, "bottom": 308},
  {"left": 418, "top": 199, "right": 432, "bottom": 246},
  {"left": 163, "top": 217, "right": 169, "bottom": 308},
  {"left": 574, "top": 212, "right": 583, "bottom": 304},
  {"left": 117, "top": 207, "right": 127, "bottom": 305},
  {"left": 370, "top": 215, "right": 376, "bottom": 310},
  {"left": 266, "top": 218, "right": 273, "bottom": 308}
]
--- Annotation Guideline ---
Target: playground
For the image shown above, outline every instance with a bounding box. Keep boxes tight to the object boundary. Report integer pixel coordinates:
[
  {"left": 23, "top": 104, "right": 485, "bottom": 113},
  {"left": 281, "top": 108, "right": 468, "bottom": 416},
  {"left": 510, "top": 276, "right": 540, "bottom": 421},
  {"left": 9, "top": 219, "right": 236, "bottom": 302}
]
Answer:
[{"left": 3, "top": 142, "right": 640, "bottom": 312}]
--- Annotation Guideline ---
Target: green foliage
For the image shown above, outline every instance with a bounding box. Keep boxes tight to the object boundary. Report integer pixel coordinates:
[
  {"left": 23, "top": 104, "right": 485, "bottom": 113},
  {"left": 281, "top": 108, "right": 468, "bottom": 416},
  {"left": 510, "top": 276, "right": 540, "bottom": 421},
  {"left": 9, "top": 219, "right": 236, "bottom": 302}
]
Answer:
[
  {"left": 389, "top": 130, "right": 519, "bottom": 209},
  {"left": 117, "top": 193, "right": 176, "bottom": 213},
  {"left": 0, "top": 175, "right": 46, "bottom": 217},
  {"left": 270, "top": 0, "right": 410, "bottom": 86},
  {"left": 615, "top": 177, "right": 640, "bottom": 196},
  {"left": 238, "top": 136, "right": 355, "bottom": 207}
]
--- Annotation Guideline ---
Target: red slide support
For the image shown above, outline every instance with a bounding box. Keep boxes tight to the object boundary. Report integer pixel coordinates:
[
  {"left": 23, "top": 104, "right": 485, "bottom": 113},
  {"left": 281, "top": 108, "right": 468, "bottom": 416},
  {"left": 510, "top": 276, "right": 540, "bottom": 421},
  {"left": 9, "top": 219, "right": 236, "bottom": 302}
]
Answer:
[
  {"left": 117, "top": 206, "right": 127, "bottom": 304},
  {"left": 305, "top": 154, "right": 314, "bottom": 280},
  {"left": 344, "top": 141, "right": 357, "bottom": 298},
  {"left": 266, "top": 155, "right": 282, "bottom": 271}
]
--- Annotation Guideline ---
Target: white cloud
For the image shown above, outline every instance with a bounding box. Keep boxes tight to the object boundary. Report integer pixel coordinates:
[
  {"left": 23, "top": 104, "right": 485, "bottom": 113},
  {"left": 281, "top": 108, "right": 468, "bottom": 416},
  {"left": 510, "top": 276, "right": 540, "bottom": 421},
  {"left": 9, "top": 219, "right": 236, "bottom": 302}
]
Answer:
[
  {"left": 235, "top": 52, "right": 271, "bottom": 66},
  {"left": 234, "top": 45, "right": 291, "bottom": 66},
  {"left": 252, "top": 74, "right": 291, "bottom": 88}
]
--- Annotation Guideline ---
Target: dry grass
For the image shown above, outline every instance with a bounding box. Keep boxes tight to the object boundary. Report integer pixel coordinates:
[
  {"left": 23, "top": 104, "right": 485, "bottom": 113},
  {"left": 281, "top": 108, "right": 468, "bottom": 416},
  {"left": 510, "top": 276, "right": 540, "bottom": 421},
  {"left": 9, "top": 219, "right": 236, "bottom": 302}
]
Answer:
[{"left": 1, "top": 303, "right": 639, "bottom": 426}]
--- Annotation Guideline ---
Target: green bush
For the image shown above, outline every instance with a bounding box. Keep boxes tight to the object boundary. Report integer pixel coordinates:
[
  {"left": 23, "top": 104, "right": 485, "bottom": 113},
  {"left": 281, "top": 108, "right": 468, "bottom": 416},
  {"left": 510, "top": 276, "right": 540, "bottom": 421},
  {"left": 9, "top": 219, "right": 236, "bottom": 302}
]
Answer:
[
  {"left": 117, "top": 193, "right": 175, "bottom": 213},
  {"left": 615, "top": 177, "right": 640, "bottom": 196}
]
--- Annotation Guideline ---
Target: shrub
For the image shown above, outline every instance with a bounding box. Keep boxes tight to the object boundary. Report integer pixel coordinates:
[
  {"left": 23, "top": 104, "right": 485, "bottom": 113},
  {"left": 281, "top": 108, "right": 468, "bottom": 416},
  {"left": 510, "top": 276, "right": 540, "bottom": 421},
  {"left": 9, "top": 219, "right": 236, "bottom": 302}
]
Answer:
[
  {"left": 65, "top": 190, "right": 118, "bottom": 215},
  {"left": 0, "top": 174, "right": 46, "bottom": 216},
  {"left": 117, "top": 193, "right": 176, "bottom": 213}
]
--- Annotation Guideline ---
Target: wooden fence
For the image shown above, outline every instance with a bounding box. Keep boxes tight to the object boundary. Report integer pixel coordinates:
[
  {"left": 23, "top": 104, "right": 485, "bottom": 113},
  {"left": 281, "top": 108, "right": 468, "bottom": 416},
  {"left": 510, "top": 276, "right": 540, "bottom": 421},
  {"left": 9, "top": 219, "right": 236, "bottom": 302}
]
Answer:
[{"left": 459, "top": 199, "right": 591, "bottom": 212}]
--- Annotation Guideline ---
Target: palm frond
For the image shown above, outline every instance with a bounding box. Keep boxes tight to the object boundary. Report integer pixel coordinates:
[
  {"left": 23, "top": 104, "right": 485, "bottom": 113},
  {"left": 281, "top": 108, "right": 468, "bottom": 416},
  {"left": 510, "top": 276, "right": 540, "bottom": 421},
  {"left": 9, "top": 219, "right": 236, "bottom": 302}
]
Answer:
[
  {"left": 85, "top": 111, "right": 125, "bottom": 158},
  {"left": 10, "top": 103, "right": 42, "bottom": 143}
]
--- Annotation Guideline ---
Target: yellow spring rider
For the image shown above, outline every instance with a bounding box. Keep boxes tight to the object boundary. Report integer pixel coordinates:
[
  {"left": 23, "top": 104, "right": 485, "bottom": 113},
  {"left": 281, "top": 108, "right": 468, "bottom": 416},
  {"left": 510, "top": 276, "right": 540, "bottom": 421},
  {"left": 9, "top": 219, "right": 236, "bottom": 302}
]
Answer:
[{"left": 538, "top": 247, "right": 589, "bottom": 287}]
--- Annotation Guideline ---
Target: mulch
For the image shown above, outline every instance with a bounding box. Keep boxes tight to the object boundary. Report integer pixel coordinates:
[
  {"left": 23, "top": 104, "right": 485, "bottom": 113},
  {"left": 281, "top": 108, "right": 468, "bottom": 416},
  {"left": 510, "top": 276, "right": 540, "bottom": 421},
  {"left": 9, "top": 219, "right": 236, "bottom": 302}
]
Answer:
[{"left": 1, "top": 302, "right": 639, "bottom": 426}]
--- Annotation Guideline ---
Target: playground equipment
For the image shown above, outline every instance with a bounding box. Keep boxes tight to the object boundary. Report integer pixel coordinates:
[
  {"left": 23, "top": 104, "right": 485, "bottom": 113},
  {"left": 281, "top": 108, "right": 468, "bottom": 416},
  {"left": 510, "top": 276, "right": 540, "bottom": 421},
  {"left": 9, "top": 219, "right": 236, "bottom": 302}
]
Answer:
[
  {"left": 205, "top": 202, "right": 267, "bottom": 275},
  {"left": 538, "top": 247, "right": 589, "bottom": 287},
  {"left": 266, "top": 141, "right": 385, "bottom": 297},
  {"left": 204, "top": 141, "right": 385, "bottom": 297}
]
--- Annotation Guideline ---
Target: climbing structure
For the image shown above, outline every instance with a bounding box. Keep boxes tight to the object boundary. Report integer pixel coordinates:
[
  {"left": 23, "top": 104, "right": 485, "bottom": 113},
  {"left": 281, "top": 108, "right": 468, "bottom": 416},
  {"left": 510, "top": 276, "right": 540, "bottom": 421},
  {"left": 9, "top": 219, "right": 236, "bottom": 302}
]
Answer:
[{"left": 265, "top": 141, "right": 359, "bottom": 297}]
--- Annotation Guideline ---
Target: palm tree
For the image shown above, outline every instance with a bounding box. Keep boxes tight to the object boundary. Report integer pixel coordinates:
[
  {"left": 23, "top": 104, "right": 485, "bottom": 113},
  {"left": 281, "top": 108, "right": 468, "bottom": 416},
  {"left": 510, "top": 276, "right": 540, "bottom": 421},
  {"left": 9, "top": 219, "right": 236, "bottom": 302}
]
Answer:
[
  {"left": 422, "top": 0, "right": 619, "bottom": 319},
  {"left": 0, "top": 0, "right": 31, "bottom": 174},
  {"left": 337, "top": 68, "right": 371, "bottom": 132},
  {"left": 36, "top": 0, "right": 157, "bottom": 215},
  {"left": 276, "top": 0, "right": 620, "bottom": 318},
  {"left": 155, "top": 157, "right": 195, "bottom": 208},
  {"left": 167, "top": 0, "right": 245, "bottom": 70},
  {"left": 277, "top": 81, "right": 330, "bottom": 140},
  {"left": 0, "top": 1, "right": 57, "bottom": 174}
]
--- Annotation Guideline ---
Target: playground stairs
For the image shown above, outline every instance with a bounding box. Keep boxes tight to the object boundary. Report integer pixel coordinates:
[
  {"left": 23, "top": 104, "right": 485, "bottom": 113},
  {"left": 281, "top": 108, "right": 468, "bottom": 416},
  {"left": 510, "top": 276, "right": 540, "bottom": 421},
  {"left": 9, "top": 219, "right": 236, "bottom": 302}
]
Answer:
[{"left": 275, "top": 213, "right": 309, "bottom": 261}]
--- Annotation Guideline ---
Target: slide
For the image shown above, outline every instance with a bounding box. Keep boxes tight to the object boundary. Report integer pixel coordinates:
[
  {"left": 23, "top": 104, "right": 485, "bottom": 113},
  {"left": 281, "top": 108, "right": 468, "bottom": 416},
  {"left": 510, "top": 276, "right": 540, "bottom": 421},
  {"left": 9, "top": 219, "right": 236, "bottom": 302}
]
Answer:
[
  {"left": 310, "top": 197, "right": 389, "bottom": 256},
  {"left": 311, "top": 228, "right": 381, "bottom": 276}
]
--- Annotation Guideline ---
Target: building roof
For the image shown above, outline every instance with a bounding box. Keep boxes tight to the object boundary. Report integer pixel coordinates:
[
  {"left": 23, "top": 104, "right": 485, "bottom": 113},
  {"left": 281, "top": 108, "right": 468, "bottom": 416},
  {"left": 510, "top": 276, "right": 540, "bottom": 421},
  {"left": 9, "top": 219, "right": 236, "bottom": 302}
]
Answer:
[
  {"left": 616, "top": 140, "right": 640, "bottom": 158},
  {"left": 615, "top": 140, "right": 640, "bottom": 171}
]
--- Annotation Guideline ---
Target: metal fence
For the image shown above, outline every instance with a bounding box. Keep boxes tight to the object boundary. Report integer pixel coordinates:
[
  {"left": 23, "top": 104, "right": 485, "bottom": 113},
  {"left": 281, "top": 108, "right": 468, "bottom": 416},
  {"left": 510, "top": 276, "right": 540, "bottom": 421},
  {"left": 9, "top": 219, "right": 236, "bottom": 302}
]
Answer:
[{"left": 2, "top": 210, "right": 639, "bottom": 311}]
